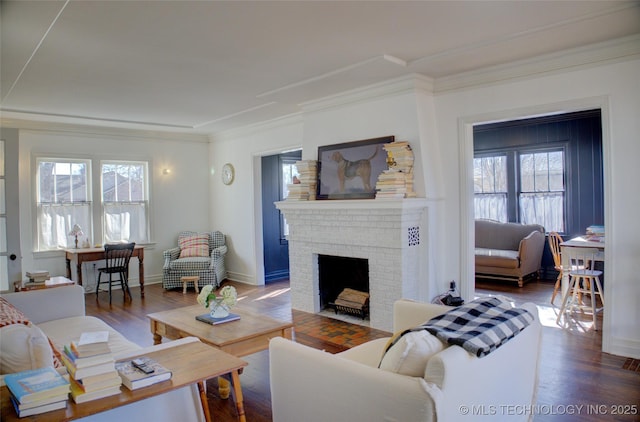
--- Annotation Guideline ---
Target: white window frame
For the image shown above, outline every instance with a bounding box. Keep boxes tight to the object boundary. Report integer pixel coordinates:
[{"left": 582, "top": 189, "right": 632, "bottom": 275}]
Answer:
[
  {"left": 100, "top": 160, "right": 150, "bottom": 244},
  {"left": 35, "top": 157, "right": 93, "bottom": 251}
]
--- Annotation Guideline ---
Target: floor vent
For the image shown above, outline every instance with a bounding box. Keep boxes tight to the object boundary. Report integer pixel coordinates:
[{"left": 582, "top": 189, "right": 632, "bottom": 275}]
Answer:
[{"left": 622, "top": 358, "right": 640, "bottom": 372}]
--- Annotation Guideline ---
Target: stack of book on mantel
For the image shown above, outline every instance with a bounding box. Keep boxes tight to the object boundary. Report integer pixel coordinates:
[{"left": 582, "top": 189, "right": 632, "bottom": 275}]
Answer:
[
  {"left": 286, "top": 160, "right": 318, "bottom": 200},
  {"left": 375, "top": 141, "right": 416, "bottom": 199},
  {"left": 25, "top": 270, "right": 50, "bottom": 284},
  {"left": 60, "top": 331, "right": 122, "bottom": 403},
  {"left": 5, "top": 366, "right": 70, "bottom": 417},
  {"left": 115, "top": 356, "right": 172, "bottom": 390}
]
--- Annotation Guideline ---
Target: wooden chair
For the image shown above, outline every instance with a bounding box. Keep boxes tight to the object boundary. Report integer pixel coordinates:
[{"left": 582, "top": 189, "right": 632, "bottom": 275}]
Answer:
[
  {"left": 556, "top": 247, "right": 605, "bottom": 330},
  {"left": 548, "top": 232, "right": 564, "bottom": 305},
  {"left": 96, "top": 242, "right": 135, "bottom": 304}
]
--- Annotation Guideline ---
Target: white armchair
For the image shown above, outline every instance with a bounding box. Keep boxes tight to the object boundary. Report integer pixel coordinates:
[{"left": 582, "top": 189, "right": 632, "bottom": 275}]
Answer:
[{"left": 162, "top": 231, "right": 228, "bottom": 290}]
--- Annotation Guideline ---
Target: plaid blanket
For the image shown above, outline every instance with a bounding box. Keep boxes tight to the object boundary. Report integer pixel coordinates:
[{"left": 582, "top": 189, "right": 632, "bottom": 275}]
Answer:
[{"left": 415, "top": 297, "right": 534, "bottom": 357}]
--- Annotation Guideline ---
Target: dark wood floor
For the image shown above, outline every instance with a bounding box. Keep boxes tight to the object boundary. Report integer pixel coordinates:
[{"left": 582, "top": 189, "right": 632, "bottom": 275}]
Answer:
[{"left": 85, "top": 279, "right": 640, "bottom": 422}]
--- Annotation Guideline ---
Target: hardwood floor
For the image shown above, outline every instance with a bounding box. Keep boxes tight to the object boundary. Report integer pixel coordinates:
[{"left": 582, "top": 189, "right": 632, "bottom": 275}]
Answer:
[{"left": 85, "top": 279, "right": 640, "bottom": 422}]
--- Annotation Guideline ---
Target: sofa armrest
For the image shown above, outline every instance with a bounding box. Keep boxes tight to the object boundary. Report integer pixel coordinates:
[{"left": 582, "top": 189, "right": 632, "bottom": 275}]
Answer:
[
  {"left": 424, "top": 302, "right": 542, "bottom": 421},
  {"left": 269, "top": 337, "right": 437, "bottom": 422},
  {"left": 393, "top": 299, "right": 449, "bottom": 332},
  {"left": 162, "top": 247, "right": 181, "bottom": 269},
  {"left": 1, "top": 285, "right": 85, "bottom": 324},
  {"left": 210, "top": 245, "right": 228, "bottom": 261},
  {"left": 518, "top": 230, "right": 545, "bottom": 274}
]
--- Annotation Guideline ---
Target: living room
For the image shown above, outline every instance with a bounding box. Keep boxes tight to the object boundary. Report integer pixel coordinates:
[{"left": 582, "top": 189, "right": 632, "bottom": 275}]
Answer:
[{"left": 1, "top": 1, "right": 640, "bottom": 420}]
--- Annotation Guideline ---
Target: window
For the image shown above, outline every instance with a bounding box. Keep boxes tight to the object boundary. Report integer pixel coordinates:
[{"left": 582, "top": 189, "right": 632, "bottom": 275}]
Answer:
[
  {"left": 474, "top": 155, "right": 507, "bottom": 222},
  {"left": 473, "top": 149, "right": 566, "bottom": 232},
  {"left": 519, "top": 150, "right": 565, "bottom": 232},
  {"left": 101, "top": 161, "right": 149, "bottom": 243},
  {"left": 36, "top": 159, "right": 92, "bottom": 250}
]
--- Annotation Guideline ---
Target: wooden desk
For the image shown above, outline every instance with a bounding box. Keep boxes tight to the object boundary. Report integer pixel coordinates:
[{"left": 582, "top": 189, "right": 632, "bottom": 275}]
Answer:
[
  {"left": 0, "top": 340, "right": 248, "bottom": 422},
  {"left": 64, "top": 246, "right": 145, "bottom": 297},
  {"left": 14, "top": 276, "right": 75, "bottom": 292},
  {"left": 559, "top": 236, "right": 605, "bottom": 299}
]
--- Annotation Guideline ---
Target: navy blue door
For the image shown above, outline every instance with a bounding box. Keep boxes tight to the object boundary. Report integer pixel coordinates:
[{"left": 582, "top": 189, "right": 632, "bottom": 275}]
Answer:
[{"left": 262, "top": 151, "right": 302, "bottom": 283}]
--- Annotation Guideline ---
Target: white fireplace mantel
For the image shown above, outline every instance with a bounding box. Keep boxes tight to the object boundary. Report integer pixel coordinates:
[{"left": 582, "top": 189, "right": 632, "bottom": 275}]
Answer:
[{"left": 276, "top": 198, "right": 429, "bottom": 331}]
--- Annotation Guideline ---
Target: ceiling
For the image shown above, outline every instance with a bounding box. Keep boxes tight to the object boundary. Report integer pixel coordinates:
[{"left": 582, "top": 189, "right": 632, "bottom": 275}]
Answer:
[{"left": 2, "top": 1, "right": 639, "bottom": 135}]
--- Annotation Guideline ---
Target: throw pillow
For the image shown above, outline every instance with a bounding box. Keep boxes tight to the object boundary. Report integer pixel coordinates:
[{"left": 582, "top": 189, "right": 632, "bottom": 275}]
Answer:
[
  {"left": 0, "top": 324, "right": 55, "bottom": 374},
  {"left": 179, "top": 234, "right": 210, "bottom": 258},
  {"left": 0, "top": 297, "right": 30, "bottom": 327},
  {"left": 379, "top": 330, "right": 444, "bottom": 377}
]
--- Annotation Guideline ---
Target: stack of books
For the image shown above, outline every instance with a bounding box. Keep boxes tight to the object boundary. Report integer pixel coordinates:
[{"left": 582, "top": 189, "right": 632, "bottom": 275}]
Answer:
[
  {"left": 115, "top": 356, "right": 173, "bottom": 390},
  {"left": 5, "top": 366, "right": 70, "bottom": 417},
  {"left": 375, "top": 141, "right": 416, "bottom": 199},
  {"left": 25, "top": 270, "right": 50, "bottom": 284},
  {"left": 286, "top": 160, "right": 318, "bottom": 200},
  {"left": 586, "top": 225, "right": 605, "bottom": 242},
  {"left": 60, "top": 331, "right": 122, "bottom": 403}
]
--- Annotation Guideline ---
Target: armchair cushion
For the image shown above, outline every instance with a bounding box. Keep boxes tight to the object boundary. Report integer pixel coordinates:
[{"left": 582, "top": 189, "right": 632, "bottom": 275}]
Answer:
[
  {"left": 379, "top": 330, "right": 444, "bottom": 376},
  {"left": 178, "top": 234, "right": 210, "bottom": 258}
]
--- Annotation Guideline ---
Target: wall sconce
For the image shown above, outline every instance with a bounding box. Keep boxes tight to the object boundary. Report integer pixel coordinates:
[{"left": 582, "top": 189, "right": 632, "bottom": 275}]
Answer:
[{"left": 163, "top": 168, "right": 171, "bottom": 175}]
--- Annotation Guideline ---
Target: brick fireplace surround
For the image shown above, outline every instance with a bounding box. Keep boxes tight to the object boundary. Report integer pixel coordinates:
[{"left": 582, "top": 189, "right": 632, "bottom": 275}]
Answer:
[{"left": 276, "top": 199, "right": 429, "bottom": 332}]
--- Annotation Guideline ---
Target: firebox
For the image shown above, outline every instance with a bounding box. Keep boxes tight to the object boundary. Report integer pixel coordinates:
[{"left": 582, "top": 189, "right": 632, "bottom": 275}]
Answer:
[{"left": 318, "top": 255, "right": 369, "bottom": 311}]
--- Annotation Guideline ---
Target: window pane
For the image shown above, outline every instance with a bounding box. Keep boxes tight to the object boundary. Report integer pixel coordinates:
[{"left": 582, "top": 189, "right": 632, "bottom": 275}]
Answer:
[
  {"left": 534, "top": 153, "right": 549, "bottom": 192},
  {"left": 548, "top": 151, "right": 564, "bottom": 191},
  {"left": 474, "top": 155, "right": 506, "bottom": 193},
  {"left": 520, "top": 153, "right": 534, "bottom": 192}
]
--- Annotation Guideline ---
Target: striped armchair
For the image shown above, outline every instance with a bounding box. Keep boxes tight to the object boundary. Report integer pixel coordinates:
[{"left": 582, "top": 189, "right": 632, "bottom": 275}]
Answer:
[{"left": 162, "top": 231, "right": 228, "bottom": 290}]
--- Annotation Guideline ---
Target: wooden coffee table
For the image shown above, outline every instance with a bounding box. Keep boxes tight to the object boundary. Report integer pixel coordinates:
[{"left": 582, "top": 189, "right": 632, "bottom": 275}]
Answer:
[
  {"left": 147, "top": 304, "right": 294, "bottom": 356},
  {"left": 0, "top": 340, "right": 247, "bottom": 422},
  {"left": 147, "top": 303, "right": 293, "bottom": 405}
]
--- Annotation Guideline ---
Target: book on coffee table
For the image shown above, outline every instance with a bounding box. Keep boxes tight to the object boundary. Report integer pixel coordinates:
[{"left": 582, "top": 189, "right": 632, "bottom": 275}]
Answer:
[
  {"left": 115, "top": 357, "right": 172, "bottom": 390},
  {"left": 195, "top": 313, "right": 241, "bottom": 325}
]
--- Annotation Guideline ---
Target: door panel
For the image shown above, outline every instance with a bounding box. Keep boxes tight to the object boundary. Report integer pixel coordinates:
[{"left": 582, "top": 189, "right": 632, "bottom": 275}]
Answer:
[{"left": 0, "top": 128, "right": 21, "bottom": 291}]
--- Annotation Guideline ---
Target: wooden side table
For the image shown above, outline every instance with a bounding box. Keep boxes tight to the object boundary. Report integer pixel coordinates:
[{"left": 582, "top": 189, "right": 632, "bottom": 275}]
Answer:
[{"left": 181, "top": 276, "right": 200, "bottom": 294}]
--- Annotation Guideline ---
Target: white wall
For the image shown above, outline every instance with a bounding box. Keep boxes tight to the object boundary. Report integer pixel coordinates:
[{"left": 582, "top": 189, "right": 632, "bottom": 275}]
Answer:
[
  {"left": 210, "top": 117, "right": 304, "bottom": 284},
  {"left": 16, "top": 128, "right": 212, "bottom": 290},
  {"left": 435, "top": 59, "right": 640, "bottom": 358},
  {"left": 213, "top": 59, "right": 639, "bottom": 358}
]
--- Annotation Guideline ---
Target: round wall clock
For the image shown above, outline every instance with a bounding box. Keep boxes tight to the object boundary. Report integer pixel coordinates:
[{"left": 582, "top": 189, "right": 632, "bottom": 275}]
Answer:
[{"left": 222, "top": 163, "right": 235, "bottom": 185}]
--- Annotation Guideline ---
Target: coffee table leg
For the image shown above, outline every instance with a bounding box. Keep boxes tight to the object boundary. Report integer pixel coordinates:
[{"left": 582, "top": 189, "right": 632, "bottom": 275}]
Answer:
[
  {"left": 230, "top": 370, "right": 246, "bottom": 422},
  {"left": 197, "top": 381, "right": 212, "bottom": 422},
  {"left": 218, "top": 376, "right": 231, "bottom": 399}
]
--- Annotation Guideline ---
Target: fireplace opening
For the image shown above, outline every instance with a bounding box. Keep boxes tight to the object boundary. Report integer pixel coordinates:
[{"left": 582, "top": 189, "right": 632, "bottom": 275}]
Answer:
[{"left": 318, "top": 255, "right": 369, "bottom": 317}]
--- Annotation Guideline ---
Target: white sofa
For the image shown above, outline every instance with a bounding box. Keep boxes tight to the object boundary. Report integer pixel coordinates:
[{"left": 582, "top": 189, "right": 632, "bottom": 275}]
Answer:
[
  {"left": 270, "top": 299, "right": 542, "bottom": 422},
  {"left": 1, "top": 285, "right": 205, "bottom": 421}
]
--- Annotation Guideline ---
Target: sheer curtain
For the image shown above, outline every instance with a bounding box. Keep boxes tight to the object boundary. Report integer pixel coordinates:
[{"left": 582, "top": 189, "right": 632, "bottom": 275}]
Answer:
[
  {"left": 103, "top": 202, "right": 148, "bottom": 243},
  {"left": 37, "top": 203, "right": 91, "bottom": 250},
  {"left": 474, "top": 194, "right": 507, "bottom": 222}
]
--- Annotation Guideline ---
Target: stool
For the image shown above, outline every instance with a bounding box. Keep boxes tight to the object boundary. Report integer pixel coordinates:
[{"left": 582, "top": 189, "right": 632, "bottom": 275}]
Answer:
[{"left": 181, "top": 276, "right": 200, "bottom": 294}]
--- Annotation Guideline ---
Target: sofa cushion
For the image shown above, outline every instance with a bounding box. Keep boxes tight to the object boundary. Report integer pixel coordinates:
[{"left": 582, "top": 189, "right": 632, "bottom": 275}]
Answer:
[
  {"left": 0, "top": 323, "right": 55, "bottom": 374},
  {"left": 179, "top": 234, "right": 210, "bottom": 258},
  {"left": 378, "top": 330, "right": 444, "bottom": 377},
  {"left": 38, "top": 315, "right": 140, "bottom": 357},
  {"left": 475, "top": 248, "right": 520, "bottom": 269}
]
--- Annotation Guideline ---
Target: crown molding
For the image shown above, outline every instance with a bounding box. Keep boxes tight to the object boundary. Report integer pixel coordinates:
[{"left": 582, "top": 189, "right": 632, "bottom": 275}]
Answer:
[
  {"left": 434, "top": 34, "right": 640, "bottom": 93},
  {"left": 299, "top": 74, "right": 434, "bottom": 114},
  {"left": 212, "top": 112, "right": 304, "bottom": 142},
  {"left": 0, "top": 118, "right": 209, "bottom": 143}
]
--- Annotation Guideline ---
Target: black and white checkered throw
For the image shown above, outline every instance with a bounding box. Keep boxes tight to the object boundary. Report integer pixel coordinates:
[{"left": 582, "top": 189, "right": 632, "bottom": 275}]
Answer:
[{"left": 416, "top": 297, "right": 534, "bottom": 357}]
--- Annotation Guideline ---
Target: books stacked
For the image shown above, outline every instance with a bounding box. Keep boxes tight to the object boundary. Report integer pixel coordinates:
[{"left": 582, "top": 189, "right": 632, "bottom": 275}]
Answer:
[
  {"left": 60, "top": 331, "right": 122, "bottom": 403},
  {"left": 115, "top": 356, "right": 173, "bottom": 390},
  {"left": 26, "top": 270, "right": 50, "bottom": 283},
  {"left": 586, "top": 225, "right": 605, "bottom": 242},
  {"left": 375, "top": 141, "right": 416, "bottom": 199},
  {"left": 5, "top": 366, "right": 70, "bottom": 417},
  {"left": 286, "top": 160, "right": 318, "bottom": 200}
]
